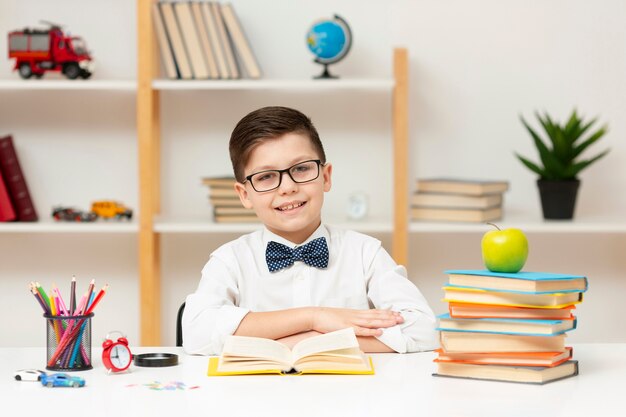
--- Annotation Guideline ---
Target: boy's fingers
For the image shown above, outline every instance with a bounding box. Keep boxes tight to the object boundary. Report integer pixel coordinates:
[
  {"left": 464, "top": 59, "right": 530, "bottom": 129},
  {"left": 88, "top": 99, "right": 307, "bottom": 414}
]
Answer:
[
  {"left": 355, "top": 317, "right": 398, "bottom": 329},
  {"left": 353, "top": 327, "right": 383, "bottom": 337}
]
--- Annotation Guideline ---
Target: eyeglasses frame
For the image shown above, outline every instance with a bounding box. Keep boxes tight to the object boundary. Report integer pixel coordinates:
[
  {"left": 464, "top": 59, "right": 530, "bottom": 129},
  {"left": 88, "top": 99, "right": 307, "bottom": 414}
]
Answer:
[{"left": 243, "top": 159, "right": 325, "bottom": 192}]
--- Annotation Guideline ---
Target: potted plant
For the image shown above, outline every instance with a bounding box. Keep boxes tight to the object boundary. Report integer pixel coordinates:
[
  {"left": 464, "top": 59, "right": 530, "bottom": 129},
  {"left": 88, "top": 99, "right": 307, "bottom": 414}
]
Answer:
[{"left": 516, "top": 109, "right": 610, "bottom": 219}]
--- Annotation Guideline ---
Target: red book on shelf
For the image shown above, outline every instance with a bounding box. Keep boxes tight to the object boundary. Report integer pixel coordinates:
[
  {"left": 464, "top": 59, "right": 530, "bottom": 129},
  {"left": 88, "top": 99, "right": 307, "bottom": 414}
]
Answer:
[
  {"left": 0, "top": 167, "right": 16, "bottom": 221},
  {"left": 0, "top": 135, "right": 38, "bottom": 221}
]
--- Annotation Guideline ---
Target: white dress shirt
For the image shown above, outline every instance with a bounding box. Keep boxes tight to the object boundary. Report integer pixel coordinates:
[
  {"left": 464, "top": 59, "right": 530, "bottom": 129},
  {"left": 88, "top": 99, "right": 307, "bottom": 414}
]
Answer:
[{"left": 183, "top": 224, "right": 438, "bottom": 355}]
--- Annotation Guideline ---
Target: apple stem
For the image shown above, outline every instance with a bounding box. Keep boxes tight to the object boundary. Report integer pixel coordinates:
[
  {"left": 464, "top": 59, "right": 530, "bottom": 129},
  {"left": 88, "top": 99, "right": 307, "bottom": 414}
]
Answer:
[{"left": 486, "top": 222, "right": 501, "bottom": 231}]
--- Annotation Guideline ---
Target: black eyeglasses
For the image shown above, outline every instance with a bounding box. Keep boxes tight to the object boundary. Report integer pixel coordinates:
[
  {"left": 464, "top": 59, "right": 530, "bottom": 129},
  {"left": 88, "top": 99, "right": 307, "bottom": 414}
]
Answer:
[{"left": 243, "top": 159, "right": 324, "bottom": 192}]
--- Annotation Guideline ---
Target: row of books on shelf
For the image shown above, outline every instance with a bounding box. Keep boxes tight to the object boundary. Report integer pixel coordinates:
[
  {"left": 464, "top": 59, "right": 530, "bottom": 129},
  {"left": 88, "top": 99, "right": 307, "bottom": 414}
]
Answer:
[
  {"left": 202, "top": 176, "right": 259, "bottom": 223},
  {"left": 0, "top": 135, "right": 38, "bottom": 222},
  {"left": 433, "top": 269, "right": 587, "bottom": 384},
  {"left": 153, "top": 1, "right": 261, "bottom": 80},
  {"left": 411, "top": 178, "right": 509, "bottom": 223}
]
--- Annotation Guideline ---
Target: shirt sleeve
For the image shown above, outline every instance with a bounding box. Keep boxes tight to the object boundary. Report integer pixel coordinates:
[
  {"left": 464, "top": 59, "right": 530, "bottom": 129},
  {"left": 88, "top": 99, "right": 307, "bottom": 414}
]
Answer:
[
  {"left": 182, "top": 253, "right": 250, "bottom": 355},
  {"left": 365, "top": 245, "right": 439, "bottom": 353}
]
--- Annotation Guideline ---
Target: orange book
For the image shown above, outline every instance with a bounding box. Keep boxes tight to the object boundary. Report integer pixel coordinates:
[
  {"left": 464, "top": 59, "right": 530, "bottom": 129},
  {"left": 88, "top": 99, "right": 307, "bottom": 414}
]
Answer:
[
  {"left": 448, "top": 302, "right": 576, "bottom": 320},
  {"left": 434, "top": 347, "right": 573, "bottom": 367}
]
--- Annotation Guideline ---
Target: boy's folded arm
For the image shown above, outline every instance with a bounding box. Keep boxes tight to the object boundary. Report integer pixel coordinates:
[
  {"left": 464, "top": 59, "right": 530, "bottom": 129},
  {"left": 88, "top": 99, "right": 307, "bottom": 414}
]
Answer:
[
  {"left": 365, "top": 247, "right": 439, "bottom": 353},
  {"left": 233, "top": 307, "right": 316, "bottom": 340}
]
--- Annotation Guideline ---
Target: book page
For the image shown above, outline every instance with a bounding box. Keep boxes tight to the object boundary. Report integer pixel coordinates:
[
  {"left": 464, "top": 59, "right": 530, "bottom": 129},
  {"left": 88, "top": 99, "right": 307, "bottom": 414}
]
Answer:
[
  {"left": 222, "top": 335, "right": 292, "bottom": 365},
  {"left": 292, "top": 328, "right": 359, "bottom": 362}
]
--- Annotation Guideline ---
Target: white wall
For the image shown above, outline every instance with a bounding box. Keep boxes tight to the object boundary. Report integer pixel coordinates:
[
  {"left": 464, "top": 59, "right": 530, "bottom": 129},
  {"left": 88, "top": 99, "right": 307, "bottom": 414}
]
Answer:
[{"left": 1, "top": 1, "right": 624, "bottom": 346}]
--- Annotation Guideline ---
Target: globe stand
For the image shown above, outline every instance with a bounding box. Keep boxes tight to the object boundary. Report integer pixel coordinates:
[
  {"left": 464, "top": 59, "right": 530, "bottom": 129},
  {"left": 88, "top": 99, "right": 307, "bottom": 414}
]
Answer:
[{"left": 314, "top": 64, "right": 339, "bottom": 80}]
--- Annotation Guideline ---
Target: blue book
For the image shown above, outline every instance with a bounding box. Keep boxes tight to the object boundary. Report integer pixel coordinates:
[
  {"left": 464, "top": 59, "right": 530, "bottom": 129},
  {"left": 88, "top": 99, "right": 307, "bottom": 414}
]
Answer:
[
  {"left": 436, "top": 313, "right": 577, "bottom": 336},
  {"left": 445, "top": 269, "right": 588, "bottom": 294}
]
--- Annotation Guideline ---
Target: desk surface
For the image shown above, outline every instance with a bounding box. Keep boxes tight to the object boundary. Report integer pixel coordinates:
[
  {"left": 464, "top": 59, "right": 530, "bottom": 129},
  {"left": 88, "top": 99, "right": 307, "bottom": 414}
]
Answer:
[{"left": 2, "top": 344, "right": 624, "bottom": 417}]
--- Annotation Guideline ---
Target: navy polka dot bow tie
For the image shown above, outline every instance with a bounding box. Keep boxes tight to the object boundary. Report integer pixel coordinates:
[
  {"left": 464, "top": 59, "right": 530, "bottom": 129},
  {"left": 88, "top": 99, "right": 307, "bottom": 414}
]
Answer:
[{"left": 265, "top": 237, "right": 329, "bottom": 272}]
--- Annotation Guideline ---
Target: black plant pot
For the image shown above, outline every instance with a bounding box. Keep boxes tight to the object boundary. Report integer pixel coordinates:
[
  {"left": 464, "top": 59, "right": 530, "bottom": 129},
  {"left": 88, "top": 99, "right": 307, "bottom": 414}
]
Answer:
[{"left": 536, "top": 179, "right": 580, "bottom": 220}]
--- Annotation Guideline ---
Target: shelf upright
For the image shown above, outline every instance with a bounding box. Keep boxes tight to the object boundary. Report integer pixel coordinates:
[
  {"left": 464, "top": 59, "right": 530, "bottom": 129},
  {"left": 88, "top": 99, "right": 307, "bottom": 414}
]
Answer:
[
  {"left": 137, "top": 0, "right": 161, "bottom": 345},
  {"left": 392, "top": 48, "right": 409, "bottom": 266}
]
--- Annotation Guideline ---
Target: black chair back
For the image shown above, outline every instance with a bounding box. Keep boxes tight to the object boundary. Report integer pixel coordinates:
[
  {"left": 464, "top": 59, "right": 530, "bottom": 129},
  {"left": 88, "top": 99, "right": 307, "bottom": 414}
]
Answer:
[{"left": 176, "top": 302, "right": 186, "bottom": 347}]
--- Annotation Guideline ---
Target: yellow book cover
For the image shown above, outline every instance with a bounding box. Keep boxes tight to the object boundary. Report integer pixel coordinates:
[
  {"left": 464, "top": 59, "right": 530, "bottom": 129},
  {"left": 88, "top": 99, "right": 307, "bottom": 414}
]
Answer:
[
  {"left": 442, "top": 286, "right": 583, "bottom": 309},
  {"left": 207, "top": 328, "right": 375, "bottom": 376}
]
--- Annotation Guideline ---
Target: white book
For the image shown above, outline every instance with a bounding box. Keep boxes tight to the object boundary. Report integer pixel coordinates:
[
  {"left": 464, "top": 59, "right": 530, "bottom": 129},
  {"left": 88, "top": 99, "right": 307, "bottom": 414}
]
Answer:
[
  {"left": 159, "top": 2, "right": 192, "bottom": 79},
  {"left": 211, "top": 1, "right": 239, "bottom": 78},
  {"left": 152, "top": 3, "right": 178, "bottom": 79},
  {"left": 191, "top": 1, "right": 219, "bottom": 79},
  {"left": 220, "top": 3, "right": 261, "bottom": 79},
  {"left": 174, "top": 1, "right": 209, "bottom": 79}
]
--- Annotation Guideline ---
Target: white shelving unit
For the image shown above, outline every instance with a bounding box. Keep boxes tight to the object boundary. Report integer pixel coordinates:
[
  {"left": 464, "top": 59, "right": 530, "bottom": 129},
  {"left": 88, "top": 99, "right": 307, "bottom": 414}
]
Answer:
[
  {"left": 153, "top": 78, "right": 394, "bottom": 91},
  {"left": 0, "top": 220, "right": 138, "bottom": 233},
  {"left": 0, "top": 79, "right": 137, "bottom": 91}
]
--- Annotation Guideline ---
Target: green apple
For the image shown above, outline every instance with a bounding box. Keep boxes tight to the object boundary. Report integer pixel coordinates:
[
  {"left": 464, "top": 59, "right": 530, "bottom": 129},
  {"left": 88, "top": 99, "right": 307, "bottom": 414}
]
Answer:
[{"left": 481, "top": 223, "right": 529, "bottom": 273}]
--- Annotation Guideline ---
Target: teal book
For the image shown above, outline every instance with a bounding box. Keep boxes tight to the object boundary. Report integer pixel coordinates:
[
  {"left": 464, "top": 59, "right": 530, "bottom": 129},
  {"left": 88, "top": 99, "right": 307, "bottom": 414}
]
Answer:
[
  {"left": 445, "top": 269, "right": 588, "bottom": 294},
  {"left": 436, "top": 313, "right": 577, "bottom": 336}
]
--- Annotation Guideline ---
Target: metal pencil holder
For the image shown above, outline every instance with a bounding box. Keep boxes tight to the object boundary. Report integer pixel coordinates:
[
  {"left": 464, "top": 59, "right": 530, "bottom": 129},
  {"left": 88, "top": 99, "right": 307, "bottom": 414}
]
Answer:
[{"left": 45, "top": 313, "right": 93, "bottom": 371}]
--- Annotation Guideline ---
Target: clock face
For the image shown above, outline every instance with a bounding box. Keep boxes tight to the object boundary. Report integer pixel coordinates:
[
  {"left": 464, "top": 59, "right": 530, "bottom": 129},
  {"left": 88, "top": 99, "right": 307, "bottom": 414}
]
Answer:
[
  {"left": 347, "top": 193, "right": 368, "bottom": 220},
  {"left": 110, "top": 344, "right": 132, "bottom": 370}
]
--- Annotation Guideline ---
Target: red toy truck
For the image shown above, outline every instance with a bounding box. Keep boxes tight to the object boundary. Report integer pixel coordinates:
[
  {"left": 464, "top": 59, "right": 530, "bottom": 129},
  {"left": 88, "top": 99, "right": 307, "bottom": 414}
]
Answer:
[{"left": 7, "top": 22, "right": 94, "bottom": 79}]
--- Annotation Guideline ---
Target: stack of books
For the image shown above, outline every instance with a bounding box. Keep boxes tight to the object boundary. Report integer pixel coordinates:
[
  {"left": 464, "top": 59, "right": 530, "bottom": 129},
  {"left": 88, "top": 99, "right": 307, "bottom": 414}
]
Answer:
[
  {"left": 433, "top": 269, "right": 587, "bottom": 384},
  {"left": 201, "top": 176, "right": 258, "bottom": 223},
  {"left": 153, "top": 1, "right": 261, "bottom": 80},
  {"left": 411, "top": 178, "right": 509, "bottom": 223}
]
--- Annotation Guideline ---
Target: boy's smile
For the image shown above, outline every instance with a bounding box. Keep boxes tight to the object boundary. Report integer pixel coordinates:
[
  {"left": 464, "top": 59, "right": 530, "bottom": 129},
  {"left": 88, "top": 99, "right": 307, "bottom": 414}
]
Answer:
[{"left": 234, "top": 133, "right": 332, "bottom": 244}]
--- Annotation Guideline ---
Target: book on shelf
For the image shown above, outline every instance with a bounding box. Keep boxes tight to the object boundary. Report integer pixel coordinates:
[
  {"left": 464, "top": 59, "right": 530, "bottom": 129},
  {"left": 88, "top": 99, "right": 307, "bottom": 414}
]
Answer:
[
  {"left": 214, "top": 206, "right": 254, "bottom": 216},
  {"left": 416, "top": 178, "right": 509, "bottom": 196},
  {"left": 210, "top": 197, "right": 243, "bottom": 207},
  {"left": 152, "top": 3, "right": 179, "bottom": 79},
  {"left": 211, "top": 1, "right": 239, "bottom": 78},
  {"left": 191, "top": 1, "right": 219, "bottom": 79},
  {"left": 220, "top": 3, "right": 261, "bottom": 79},
  {"left": 434, "top": 347, "right": 573, "bottom": 367},
  {"left": 439, "top": 331, "right": 566, "bottom": 353},
  {"left": 443, "top": 286, "right": 583, "bottom": 309},
  {"left": 0, "top": 135, "right": 37, "bottom": 222},
  {"left": 201, "top": 176, "right": 237, "bottom": 188},
  {"left": 174, "top": 1, "right": 210, "bottom": 79},
  {"left": 445, "top": 270, "right": 588, "bottom": 293},
  {"left": 433, "top": 360, "right": 578, "bottom": 385},
  {"left": 448, "top": 303, "right": 576, "bottom": 320},
  {"left": 411, "top": 192, "right": 502, "bottom": 210},
  {"left": 200, "top": 2, "right": 229, "bottom": 78},
  {"left": 0, "top": 169, "right": 16, "bottom": 222},
  {"left": 411, "top": 206, "right": 502, "bottom": 223},
  {"left": 214, "top": 214, "right": 259, "bottom": 223},
  {"left": 207, "top": 328, "right": 374, "bottom": 376},
  {"left": 436, "top": 313, "right": 577, "bottom": 336},
  {"left": 159, "top": 2, "right": 193, "bottom": 79}
]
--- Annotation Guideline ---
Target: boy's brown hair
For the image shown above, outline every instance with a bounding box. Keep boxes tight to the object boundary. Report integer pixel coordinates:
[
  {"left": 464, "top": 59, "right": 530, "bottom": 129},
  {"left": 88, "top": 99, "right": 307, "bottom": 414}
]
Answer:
[{"left": 229, "top": 106, "right": 326, "bottom": 182}]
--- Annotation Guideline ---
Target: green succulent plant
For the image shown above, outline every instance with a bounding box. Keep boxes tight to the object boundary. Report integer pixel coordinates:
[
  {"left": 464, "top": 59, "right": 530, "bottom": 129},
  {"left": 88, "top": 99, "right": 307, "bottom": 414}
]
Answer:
[{"left": 516, "top": 109, "right": 610, "bottom": 180}]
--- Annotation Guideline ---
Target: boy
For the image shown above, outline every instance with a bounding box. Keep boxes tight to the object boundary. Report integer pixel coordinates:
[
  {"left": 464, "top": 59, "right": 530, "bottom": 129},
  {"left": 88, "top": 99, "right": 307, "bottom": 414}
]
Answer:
[{"left": 183, "top": 106, "right": 437, "bottom": 355}]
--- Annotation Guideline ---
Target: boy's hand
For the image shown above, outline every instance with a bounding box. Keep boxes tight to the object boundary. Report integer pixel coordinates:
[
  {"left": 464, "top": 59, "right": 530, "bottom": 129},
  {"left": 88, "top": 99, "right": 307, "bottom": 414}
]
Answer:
[{"left": 311, "top": 307, "right": 404, "bottom": 337}]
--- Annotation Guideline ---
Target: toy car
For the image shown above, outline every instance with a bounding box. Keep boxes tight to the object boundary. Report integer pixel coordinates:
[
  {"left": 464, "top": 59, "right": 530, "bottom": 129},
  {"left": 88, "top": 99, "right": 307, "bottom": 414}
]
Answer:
[
  {"left": 52, "top": 206, "right": 98, "bottom": 222},
  {"left": 40, "top": 373, "right": 85, "bottom": 388},
  {"left": 13, "top": 369, "right": 46, "bottom": 382},
  {"left": 90, "top": 201, "right": 133, "bottom": 220}
]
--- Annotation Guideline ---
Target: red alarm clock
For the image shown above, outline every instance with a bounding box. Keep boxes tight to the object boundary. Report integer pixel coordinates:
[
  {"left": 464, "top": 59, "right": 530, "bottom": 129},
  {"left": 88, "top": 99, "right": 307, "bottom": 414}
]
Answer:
[{"left": 102, "top": 331, "right": 133, "bottom": 373}]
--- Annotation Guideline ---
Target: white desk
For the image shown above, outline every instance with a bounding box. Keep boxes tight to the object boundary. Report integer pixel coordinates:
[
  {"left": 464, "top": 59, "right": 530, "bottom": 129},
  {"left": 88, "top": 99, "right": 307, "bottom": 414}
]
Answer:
[{"left": 2, "top": 344, "right": 624, "bottom": 417}]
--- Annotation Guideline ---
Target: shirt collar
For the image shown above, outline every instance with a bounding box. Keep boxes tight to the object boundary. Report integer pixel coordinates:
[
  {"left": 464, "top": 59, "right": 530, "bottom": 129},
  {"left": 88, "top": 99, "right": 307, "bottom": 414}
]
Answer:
[{"left": 262, "top": 223, "right": 330, "bottom": 249}]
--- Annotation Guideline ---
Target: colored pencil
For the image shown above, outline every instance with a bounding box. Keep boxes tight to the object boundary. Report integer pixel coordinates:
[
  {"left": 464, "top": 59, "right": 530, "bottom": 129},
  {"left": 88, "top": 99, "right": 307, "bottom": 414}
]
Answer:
[
  {"left": 85, "top": 285, "right": 108, "bottom": 315},
  {"left": 70, "top": 276, "right": 76, "bottom": 314}
]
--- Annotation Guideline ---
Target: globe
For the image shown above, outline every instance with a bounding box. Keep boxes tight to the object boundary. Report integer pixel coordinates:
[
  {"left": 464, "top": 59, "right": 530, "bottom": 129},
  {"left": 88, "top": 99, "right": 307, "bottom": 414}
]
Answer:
[{"left": 306, "top": 15, "right": 352, "bottom": 79}]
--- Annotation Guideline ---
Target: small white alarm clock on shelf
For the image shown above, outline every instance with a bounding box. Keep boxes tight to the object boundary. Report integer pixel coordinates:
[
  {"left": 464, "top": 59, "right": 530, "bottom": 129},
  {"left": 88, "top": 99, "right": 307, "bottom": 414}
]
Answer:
[{"left": 347, "top": 192, "right": 369, "bottom": 220}]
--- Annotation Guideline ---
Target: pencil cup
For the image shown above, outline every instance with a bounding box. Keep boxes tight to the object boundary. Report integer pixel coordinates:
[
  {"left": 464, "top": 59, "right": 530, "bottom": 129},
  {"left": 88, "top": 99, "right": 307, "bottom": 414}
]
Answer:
[{"left": 45, "top": 313, "right": 93, "bottom": 371}]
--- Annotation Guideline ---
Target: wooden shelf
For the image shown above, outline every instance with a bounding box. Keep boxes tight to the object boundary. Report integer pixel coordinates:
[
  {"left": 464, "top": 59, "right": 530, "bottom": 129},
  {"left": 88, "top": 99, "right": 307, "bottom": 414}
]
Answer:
[
  {"left": 0, "top": 79, "right": 137, "bottom": 91},
  {"left": 154, "top": 216, "right": 393, "bottom": 234},
  {"left": 0, "top": 220, "right": 138, "bottom": 233},
  {"left": 153, "top": 78, "right": 394, "bottom": 91},
  {"left": 409, "top": 211, "right": 626, "bottom": 233}
]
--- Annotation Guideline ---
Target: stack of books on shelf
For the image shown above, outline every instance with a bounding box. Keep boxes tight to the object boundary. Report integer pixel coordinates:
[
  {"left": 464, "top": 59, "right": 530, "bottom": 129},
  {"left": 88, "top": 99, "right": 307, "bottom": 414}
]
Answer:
[
  {"left": 433, "top": 269, "right": 587, "bottom": 384},
  {"left": 411, "top": 178, "right": 509, "bottom": 223},
  {"left": 0, "top": 135, "right": 38, "bottom": 223},
  {"left": 201, "top": 176, "right": 258, "bottom": 223},
  {"left": 153, "top": 1, "right": 261, "bottom": 80}
]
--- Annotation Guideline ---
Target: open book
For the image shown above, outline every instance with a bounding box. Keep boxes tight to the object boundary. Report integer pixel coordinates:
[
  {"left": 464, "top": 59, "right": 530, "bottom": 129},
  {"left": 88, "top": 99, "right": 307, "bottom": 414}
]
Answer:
[{"left": 207, "top": 328, "right": 374, "bottom": 376}]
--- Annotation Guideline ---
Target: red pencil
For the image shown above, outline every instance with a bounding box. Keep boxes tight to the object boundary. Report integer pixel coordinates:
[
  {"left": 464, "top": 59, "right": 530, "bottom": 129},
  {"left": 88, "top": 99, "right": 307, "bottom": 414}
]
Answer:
[{"left": 84, "top": 284, "right": 108, "bottom": 315}]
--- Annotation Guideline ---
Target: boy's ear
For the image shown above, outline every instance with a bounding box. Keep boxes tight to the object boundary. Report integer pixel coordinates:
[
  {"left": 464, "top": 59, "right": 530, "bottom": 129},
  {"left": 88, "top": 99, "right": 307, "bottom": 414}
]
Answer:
[
  {"left": 234, "top": 182, "right": 253, "bottom": 209},
  {"left": 322, "top": 163, "right": 332, "bottom": 192}
]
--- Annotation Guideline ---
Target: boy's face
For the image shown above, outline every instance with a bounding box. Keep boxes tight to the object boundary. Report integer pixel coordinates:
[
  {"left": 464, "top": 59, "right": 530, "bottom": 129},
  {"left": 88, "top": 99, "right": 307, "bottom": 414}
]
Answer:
[{"left": 234, "top": 133, "right": 332, "bottom": 244}]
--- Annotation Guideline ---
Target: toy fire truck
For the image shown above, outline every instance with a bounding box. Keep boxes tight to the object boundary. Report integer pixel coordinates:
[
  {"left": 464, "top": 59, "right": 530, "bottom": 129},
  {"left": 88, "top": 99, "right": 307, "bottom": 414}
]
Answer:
[{"left": 7, "top": 21, "right": 94, "bottom": 79}]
